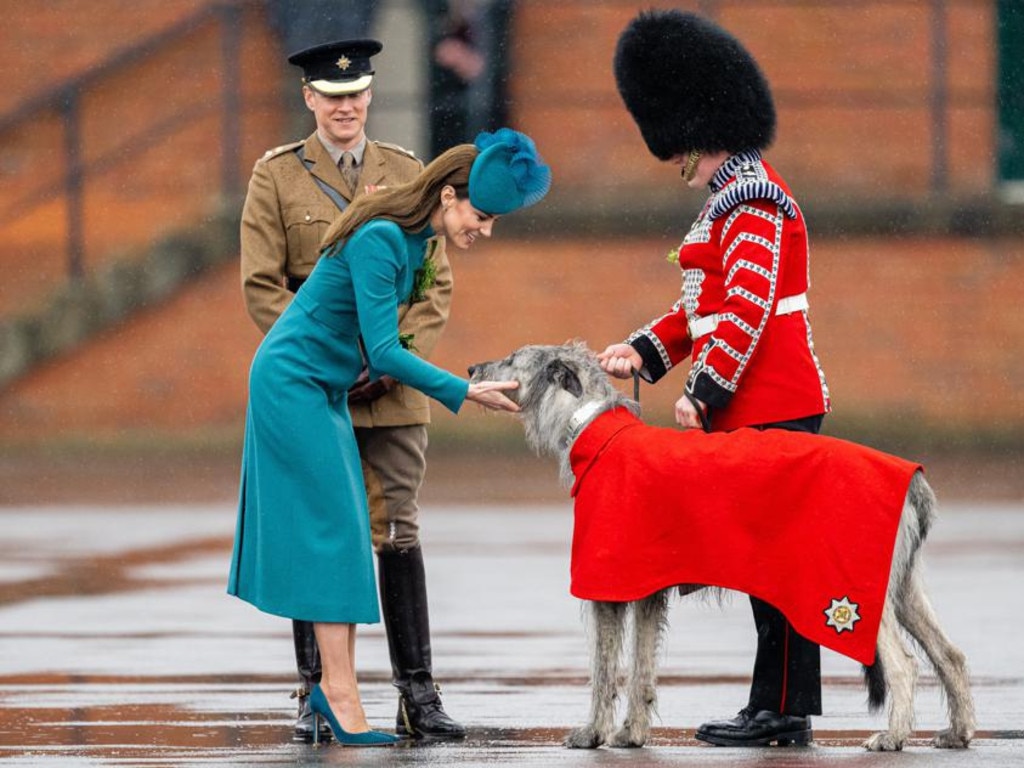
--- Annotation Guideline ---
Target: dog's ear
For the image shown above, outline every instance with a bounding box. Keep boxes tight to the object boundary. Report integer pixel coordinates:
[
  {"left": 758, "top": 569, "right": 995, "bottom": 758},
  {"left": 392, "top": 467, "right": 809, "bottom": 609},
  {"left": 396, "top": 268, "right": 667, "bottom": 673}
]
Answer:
[{"left": 545, "top": 359, "right": 583, "bottom": 398}]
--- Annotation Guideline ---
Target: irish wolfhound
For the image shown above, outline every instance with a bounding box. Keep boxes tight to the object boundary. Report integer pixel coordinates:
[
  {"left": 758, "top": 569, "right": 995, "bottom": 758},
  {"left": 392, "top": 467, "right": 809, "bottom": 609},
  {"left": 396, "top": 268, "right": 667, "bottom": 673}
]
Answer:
[{"left": 468, "top": 341, "right": 975, "bottom": 752}]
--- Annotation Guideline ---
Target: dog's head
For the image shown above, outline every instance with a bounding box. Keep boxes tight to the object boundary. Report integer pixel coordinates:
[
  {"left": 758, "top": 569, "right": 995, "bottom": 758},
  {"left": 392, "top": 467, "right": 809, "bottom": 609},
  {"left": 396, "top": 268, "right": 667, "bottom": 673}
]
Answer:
[
  {"left": 469, "top": 342, "right": 596, "bottom": 407},
  {"left": 468, "top": 342, "right": 637, "bottom": 468}
]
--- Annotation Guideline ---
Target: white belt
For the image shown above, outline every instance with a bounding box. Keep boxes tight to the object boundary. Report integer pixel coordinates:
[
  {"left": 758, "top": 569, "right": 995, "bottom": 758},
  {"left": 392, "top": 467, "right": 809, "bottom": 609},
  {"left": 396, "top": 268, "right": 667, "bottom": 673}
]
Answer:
[{"left": 688, "top": 292, "right": 808, "bottom": 339}]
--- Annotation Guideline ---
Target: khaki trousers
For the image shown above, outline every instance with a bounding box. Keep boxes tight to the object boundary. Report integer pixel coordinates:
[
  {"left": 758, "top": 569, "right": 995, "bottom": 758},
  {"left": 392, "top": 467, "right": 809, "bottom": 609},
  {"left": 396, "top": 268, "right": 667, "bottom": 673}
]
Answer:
[{"left": 354, "top": 425, "right": 428, "bottom": 553}]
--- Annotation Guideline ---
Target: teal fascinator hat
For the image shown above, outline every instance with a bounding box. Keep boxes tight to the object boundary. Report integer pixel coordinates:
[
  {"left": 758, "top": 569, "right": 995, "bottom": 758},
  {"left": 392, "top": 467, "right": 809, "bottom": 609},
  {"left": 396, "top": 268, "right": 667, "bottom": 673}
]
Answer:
[{"left": 468, "top": 128, "right": 552, "bottom": 215}]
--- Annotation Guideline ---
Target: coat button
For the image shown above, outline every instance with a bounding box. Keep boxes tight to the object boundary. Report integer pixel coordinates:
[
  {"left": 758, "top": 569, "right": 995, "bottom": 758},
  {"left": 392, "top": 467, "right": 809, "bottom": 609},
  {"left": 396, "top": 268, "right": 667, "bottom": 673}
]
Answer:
[{"left": 305, "top": 213, "right": 311, "bottom": 221}]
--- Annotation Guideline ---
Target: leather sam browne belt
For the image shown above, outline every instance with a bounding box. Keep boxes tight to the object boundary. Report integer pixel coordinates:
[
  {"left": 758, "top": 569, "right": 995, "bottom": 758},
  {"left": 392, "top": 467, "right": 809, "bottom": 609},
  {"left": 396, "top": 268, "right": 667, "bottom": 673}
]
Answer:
[{"left": 688, "top": 292, "right": 809, "bottom": 340}]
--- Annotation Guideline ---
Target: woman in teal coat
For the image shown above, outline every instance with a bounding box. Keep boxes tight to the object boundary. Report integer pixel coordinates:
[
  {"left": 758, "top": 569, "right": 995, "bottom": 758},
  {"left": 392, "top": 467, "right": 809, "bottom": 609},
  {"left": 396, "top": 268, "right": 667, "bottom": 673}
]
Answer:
[{"left": 228, "top": 129, "right": 550, "bottom": 746}]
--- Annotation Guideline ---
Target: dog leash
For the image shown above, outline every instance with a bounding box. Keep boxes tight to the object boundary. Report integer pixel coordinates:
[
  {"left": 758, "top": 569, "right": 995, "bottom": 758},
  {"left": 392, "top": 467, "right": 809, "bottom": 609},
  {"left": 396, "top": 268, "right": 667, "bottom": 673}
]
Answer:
[
  {"left": 632, "top": 369, "right": 711, "bottom": 433},
  {"left": 684, "top": 390, "right": 713, "bottom": 433}
]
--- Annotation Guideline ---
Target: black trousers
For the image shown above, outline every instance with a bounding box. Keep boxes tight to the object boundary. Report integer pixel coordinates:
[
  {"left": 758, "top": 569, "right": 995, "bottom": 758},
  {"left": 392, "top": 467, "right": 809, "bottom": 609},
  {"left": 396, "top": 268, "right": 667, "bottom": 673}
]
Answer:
[{"left": 746, "top": 414, "right": 825, "bottom": 716}]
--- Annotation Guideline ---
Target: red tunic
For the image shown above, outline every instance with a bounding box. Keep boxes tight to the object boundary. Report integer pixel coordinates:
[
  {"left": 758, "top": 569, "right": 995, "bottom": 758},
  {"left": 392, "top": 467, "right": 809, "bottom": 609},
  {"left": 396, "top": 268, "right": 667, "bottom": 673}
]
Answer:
[
  {"left": 628, "top": 150, "right": 830, "bottom": 431},
  {"left": 568, "top": 408, "right": 920, "bottom": 665}
]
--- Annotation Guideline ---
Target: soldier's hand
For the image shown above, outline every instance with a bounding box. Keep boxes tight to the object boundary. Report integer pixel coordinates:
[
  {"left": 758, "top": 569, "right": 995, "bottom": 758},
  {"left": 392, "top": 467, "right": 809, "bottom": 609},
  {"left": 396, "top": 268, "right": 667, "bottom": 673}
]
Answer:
[
  {"left": 675, "top": 392, "right": 707, "bottom": 430},
  {"left": 348, "top": 373, "right": 395, "bottom": 403},
  {"left": 597, "top": 344, "right": 641, "bottom": 379}
]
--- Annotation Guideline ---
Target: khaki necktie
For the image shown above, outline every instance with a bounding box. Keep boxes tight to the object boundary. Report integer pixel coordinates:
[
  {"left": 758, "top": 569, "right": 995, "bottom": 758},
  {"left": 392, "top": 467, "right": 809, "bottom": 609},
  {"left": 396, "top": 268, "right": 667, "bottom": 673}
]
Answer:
[{"left": 339, "top": 151, "right": 359, "bottom": 195}]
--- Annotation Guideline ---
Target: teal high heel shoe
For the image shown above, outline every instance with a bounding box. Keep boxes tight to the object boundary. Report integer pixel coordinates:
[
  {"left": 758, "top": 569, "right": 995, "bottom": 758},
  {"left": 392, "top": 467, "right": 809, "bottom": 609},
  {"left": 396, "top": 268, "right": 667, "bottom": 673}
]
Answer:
[{"left": 309, "top": 684, "right": 399, "bottom": 746}]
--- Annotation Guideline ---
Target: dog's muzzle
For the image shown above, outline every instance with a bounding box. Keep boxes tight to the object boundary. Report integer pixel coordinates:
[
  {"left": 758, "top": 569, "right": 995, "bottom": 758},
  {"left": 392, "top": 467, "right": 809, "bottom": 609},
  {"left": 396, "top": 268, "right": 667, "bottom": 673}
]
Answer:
[{"left": 466, "top": 364, "right": 521, "bottom": 404}]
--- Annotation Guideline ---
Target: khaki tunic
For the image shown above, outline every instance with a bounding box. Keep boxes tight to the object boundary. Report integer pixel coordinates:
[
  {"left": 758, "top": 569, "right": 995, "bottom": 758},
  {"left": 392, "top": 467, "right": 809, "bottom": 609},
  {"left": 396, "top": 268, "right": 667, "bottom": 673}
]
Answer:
[{"left": 241, "top": 132, "right": 452, "bottom": 427}]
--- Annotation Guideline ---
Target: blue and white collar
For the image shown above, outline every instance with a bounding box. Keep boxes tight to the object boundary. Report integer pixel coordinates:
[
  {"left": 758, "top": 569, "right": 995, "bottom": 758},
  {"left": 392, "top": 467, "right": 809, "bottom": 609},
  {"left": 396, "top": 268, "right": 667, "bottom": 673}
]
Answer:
[{"left": 710, "top": 149, "right": 763, "bottom": 193}]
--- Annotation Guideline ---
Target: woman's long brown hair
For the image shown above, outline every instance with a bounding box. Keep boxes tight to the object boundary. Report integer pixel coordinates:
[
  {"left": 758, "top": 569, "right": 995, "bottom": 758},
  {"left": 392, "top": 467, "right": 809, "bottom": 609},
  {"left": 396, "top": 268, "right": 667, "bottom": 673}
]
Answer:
[{"left": 321, "top": 143, "right": 479, "bottom": 252}]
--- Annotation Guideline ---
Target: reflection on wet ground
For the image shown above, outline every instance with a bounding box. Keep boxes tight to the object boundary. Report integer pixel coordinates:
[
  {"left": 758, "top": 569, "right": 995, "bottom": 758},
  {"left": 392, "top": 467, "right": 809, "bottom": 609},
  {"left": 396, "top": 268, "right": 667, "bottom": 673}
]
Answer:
[
  {"left": 6, "top": 676, "right": 1020, "bottom": 766},
  {"left": 1, "top": 503, "right": 1022, "bottom": 766},
  {"left": 4, "top": 691, "right": 1023, "bottom": 768}
]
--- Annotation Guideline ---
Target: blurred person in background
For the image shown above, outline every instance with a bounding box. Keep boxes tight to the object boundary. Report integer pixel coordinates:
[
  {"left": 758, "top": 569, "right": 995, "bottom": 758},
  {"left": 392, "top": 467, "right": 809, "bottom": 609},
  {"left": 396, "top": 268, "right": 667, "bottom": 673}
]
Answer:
[
  {"left": 228, "top": 128, "right": 551, "bottom": 745},
  {"left": 268, "top": 0, "right": 378, "bottom": 49},
  {"left": 598, "top": 10, "right": 831, "bottom": 748},
  {"left": 424, "top": 0, "right": 516, "bottom": 157},
  {"left": 238, "top": 37, "right": 467, "bottom": 741}
]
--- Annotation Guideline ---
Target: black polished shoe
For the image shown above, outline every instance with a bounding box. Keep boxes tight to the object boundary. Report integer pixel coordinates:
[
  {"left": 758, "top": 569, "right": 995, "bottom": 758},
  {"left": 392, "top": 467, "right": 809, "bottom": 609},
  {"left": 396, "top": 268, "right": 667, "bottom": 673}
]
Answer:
[
  {"left": 695, "top": 707, "right": 812, "bottom": 747},
  {"left": 291, "top": 686, "right": 332, "bottom": 743},
  {"left": 396, "top": 674, "right": 467, "bottom": 739}
]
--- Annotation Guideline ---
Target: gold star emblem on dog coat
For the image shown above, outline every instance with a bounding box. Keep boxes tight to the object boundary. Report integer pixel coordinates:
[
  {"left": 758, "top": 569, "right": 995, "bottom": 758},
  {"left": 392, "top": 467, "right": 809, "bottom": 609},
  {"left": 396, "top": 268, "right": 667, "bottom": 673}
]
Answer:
[{"left": 825, "top": 596, "right": 861, "bottom": 633}]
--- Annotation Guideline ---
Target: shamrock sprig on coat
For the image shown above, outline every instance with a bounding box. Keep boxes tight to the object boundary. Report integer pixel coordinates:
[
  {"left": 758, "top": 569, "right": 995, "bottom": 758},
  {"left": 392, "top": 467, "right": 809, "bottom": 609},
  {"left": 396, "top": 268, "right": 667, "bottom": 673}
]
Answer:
[
  {"left": 409, "top": 242, "right": 438, "bottom": 304},
  {"left": 399, "top": 332, "right": 418, "bottom": 352}
]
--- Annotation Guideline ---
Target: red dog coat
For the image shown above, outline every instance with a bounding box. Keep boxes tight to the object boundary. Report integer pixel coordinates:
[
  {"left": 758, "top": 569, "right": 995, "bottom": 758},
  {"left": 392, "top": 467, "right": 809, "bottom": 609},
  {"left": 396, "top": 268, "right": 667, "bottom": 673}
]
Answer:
[{"left": 568, "top": 408, "right": 921, "bottom": 665}]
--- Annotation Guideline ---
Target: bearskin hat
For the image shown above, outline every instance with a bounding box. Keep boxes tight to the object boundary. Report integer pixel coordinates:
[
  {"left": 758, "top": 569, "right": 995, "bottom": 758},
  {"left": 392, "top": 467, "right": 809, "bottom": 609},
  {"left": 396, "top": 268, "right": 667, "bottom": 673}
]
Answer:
[{"left": 613, "top": 9, "right": 776, "bottom": 160}]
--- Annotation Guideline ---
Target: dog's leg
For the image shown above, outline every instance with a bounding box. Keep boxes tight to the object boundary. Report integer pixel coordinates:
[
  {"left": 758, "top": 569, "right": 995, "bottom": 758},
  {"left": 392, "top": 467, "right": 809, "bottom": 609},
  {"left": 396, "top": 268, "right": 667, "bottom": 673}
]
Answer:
[
  {"left": 565, "top": 600, "right": 625, "bottom": 749},
  {"left": 610, "top": 589, "right": 668, "bottom": 748},
  {"left": 896, "top": 565, "right": 975, "bottom": 748},
  {"left": 864, "top": 603, "right": 918, "bottom": 751}
]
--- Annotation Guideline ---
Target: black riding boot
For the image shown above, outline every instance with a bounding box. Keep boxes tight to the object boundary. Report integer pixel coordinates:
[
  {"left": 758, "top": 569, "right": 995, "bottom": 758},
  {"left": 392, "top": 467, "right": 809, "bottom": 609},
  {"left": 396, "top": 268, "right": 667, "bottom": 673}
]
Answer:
[
  {"left": 378, "top": 546, "right": 466, "bottom": 739},
  {"left": 291, "top": 619, "right": 331, "bottom": 742}
]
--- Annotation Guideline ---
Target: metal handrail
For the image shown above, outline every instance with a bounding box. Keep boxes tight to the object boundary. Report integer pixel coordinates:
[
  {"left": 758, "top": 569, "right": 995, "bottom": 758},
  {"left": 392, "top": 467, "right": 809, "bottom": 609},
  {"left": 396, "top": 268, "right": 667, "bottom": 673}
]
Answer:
[{"left": 0, "top": 0, "right": 245, "bottom": 283}]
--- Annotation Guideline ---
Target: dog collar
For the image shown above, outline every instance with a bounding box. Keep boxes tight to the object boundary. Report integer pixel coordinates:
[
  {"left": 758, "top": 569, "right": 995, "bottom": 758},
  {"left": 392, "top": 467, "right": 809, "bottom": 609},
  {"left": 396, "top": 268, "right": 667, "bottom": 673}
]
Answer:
[{"left": 566, "top": 401, "right": 605, "bottom": 445}]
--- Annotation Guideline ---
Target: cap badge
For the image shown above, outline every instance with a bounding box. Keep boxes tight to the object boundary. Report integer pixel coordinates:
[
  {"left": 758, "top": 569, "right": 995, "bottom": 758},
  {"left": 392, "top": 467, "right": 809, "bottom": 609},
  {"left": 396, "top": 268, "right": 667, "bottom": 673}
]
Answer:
[
  {"left": 824, "top": 596, "right": 861, "bottom": 634},
  {"left": 336, "top": 56, "right": 351, "bottom": 71}
]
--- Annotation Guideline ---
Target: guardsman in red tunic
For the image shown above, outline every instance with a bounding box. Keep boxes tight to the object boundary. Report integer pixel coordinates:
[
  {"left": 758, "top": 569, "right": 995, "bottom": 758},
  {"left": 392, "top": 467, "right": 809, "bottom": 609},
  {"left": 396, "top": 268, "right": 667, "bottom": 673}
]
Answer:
[{"left": 599, "top": 10, "right": 831, "bottom": 747}]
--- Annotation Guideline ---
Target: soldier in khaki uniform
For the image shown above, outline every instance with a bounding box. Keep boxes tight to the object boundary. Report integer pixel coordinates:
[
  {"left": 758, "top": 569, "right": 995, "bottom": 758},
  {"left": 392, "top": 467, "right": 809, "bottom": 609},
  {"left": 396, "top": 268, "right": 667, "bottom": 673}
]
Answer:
[{"left": 240, "top": 38, "right": 465, "bottom": 741}]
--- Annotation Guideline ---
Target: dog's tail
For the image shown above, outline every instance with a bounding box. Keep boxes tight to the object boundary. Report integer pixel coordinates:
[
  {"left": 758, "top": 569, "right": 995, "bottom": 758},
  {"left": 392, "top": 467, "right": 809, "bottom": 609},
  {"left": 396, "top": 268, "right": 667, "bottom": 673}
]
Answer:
[{"left": 862, "top": 657, "right": 886, "bottom": 712}]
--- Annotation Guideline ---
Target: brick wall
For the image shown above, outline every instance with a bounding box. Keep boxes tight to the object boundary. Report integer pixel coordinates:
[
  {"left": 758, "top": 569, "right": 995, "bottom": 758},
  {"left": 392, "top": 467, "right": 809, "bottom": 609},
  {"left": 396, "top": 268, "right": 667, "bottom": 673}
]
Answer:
[
  {"left": 511, "top": 0, "right": 996, "bottom": 202},
  {"left": 0, "top": 234, "right": 1020, "bottom": 449},
  {"left": 0, "top": 1, "right": 285, "bottom": 316},
  {"left": 0, "top": 1, "right": 1018, "bottom": 452},
  {"left": 0, "top": 1, "right": 211, "bottom": 113}
]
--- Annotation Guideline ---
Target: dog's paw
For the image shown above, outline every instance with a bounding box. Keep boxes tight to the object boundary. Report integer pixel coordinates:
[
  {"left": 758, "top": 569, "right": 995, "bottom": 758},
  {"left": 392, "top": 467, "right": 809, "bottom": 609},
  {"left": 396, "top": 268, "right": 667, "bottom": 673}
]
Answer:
[
  {"left": 932, "top": 728, "right": 972, "bottom": 749},
  {"left": 564, "top": 726, "right": 604, "bottom": 749},
  {"left": 864, "top": 731, "right": 905, "bottom": 752},
  {"left": 608, "top": 724, "right": 647, "bottom": 748}
]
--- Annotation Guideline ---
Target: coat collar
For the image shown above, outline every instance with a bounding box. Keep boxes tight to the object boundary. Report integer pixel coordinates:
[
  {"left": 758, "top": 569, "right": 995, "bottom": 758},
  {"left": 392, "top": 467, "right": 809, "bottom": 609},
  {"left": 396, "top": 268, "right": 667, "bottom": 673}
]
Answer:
[
  {"left": 303, "top": 133, "right": 389, "bottom": 199},
  {"left": 302, "top": 133, "right": 350, "bottom": 196},
  {"left": 565, "top": 400, "right": 605, "bottom": 445},
  {"left": 569, "top": 407, "right": 643, "bottom": 497},
  {"left": 709, "top": 149, "right": 764, "bottom": 193}
]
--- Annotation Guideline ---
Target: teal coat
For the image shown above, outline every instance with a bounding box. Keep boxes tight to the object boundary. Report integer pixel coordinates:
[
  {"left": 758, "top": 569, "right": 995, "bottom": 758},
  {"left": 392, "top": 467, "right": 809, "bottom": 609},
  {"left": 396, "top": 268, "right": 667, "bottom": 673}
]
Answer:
[{"left": 227, "top": 220, "right": 468, "bottom": 622}]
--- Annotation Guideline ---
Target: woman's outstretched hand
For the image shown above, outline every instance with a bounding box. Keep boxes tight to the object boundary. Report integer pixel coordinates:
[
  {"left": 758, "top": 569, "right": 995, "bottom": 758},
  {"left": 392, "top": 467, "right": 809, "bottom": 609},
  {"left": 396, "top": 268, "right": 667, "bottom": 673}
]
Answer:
[
  {"left": 597, "top": 344, "right": 642, "bottom": 379},
  {"left": 466, "top": 380, "right": 520, "bottom": 412}
]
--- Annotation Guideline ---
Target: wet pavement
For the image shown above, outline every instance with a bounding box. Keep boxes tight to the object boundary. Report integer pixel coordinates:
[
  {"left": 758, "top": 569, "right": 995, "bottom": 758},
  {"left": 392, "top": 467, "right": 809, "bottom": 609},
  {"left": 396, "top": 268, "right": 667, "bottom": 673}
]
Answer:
[{"left": 0, "top": 499, "right": 1022, "bottom": 766}]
